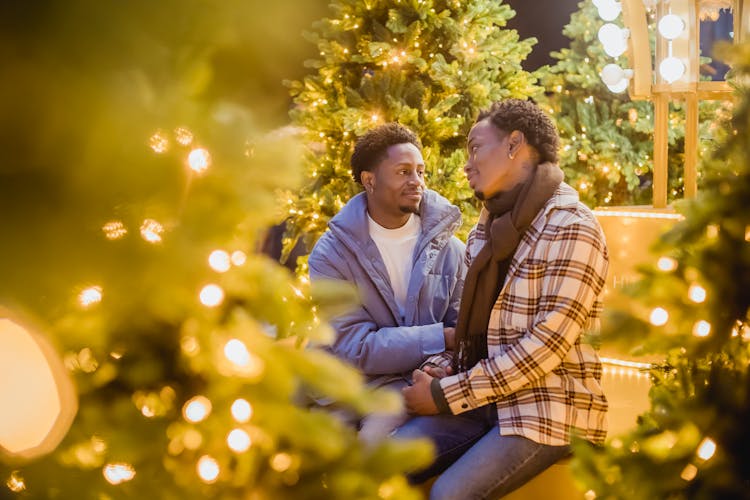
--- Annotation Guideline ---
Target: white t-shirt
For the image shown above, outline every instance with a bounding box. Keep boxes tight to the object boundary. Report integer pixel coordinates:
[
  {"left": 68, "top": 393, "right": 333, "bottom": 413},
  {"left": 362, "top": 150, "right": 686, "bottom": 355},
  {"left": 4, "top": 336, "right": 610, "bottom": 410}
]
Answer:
[{"left": 368, "top": 213, "right": 421, "bottom": 318}]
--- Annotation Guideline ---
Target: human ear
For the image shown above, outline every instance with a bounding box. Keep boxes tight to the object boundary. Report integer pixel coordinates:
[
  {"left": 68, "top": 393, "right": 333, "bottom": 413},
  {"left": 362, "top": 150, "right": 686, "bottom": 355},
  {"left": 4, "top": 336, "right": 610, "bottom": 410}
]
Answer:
[
  {"left": 507, "top": 130, "right": 525, "bottom": 160},
  {"left": 360, "top": 170, "right": 375, "bottom": 194}
]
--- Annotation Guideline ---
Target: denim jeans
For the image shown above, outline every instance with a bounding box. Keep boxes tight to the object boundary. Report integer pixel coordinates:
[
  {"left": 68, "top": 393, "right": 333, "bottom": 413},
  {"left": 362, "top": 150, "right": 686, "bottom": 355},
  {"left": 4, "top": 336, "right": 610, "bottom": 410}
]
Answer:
[{"left": 392, "top": 406, "right": 570, "bottom": 500}]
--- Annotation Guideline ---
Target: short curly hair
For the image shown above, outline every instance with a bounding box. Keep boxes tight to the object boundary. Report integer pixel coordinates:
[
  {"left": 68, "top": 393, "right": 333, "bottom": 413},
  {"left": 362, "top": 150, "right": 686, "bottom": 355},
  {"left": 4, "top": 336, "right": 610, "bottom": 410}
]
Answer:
[
  {"left": 350, "top": 123, "right": 421, "bottom": 184},
  {"left": 476, "top": 99, "right": 559, "bottom": 163}
]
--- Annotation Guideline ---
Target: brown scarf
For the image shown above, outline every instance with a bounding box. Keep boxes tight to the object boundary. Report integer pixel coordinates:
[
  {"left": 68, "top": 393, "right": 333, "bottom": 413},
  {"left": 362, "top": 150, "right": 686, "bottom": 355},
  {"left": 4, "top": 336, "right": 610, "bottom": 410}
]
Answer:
[{"left": 453, "top": 163, "right": 564, "bottom": 372}]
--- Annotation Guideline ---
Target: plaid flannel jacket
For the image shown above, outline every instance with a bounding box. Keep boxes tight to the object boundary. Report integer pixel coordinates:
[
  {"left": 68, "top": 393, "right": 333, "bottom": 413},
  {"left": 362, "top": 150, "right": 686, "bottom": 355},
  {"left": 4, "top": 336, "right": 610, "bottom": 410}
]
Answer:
[{"left": 425, "top": 183, "right": 609, "bottom": 445}]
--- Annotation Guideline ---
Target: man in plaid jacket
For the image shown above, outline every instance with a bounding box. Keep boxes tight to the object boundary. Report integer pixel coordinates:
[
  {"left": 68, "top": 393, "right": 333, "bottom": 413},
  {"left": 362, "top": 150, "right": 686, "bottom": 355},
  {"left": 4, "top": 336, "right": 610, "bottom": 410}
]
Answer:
[{"left": 397, "top": 99, "right": 609, "bottom": 500}]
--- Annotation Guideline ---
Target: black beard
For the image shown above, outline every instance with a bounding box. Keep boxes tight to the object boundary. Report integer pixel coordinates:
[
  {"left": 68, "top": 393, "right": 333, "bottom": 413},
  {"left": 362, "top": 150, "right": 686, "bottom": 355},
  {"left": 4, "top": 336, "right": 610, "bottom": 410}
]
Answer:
[
  {"left": 399, "top": 203, "right": 420, "bottom": 215},
  {"left": 474, "top": 190, "right": 486, "bottom": 201}
]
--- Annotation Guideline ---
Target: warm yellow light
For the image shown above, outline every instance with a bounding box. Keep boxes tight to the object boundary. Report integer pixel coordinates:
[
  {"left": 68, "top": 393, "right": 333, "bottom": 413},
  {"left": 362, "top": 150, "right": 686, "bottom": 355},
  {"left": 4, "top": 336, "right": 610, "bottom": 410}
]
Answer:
[
  {"left": 140, "top": 219, "right": 164, "bottom": 243},
  {"left": 174, "top": 127, "right": 194, "bottom": 146},
  {"left": 692, "top": 320, "right": 711, "bottom": 337},
  {"left": 199, "top": 284, "right": 224, "bottom": 307},
  {"left": 103, "top": 462, "right": 136, "bottom": 485},
  {"left": 227, "top": 428, "right": 251, "bottom": 453},
  {"left": 231, "top": 399, "right": 253, "bottom": 423},
  {"left": 0, "top": 318, "right": 77, "bottom": 460},
  {"left": 208, "top": 250, "right": 231, "bottom": 273},
  {"left": 197, "top": 455, "right": 220, "bottom": 483},
  {"left": 270, "top": 452, "right": 293, "bottom": 472},
  {"left": 181, "top": 335, "right": 200, "bottom": 356},
  {"left": 680, "top": 463, "right": 698, "bottom": 481},
  {"left": 231, "top": 251, "right": 247, "bottom": 266},
  {"left": 696, "top": 437, "right": 716, "bottom": 461},
  {"left": 650, "top": 307, "right": 669, "bottom": 326},
  {"left": 6, "top": 471, "right": 25, "bottom": 492},
  {"left": 706, "top": 224, "right": 719, "bottom": 239},
  {"left": 102, "top": 220, "right": 128, "bottom": 240},
  {"left": 149, "top": 131, "right": 169, "bottom": 153},
  {"left": 688, "top": 284, "right": 707, "bottom": 303},
  {"left": 78, "top": 286, "right": 103, "bottom": 307},
  {"left": 183, "top": 395, "right": 212, "bottom": 423},
  {"left": 584, "top": 490, "right": 597, "bottom": 500},
  {"left": 371, "top": 114, "right": 379, "bottom": 122},
  {"left": 188, "top": 148, "right": 211, "bottom": 173},
  {"left": 224, "top": 339, "right": 251, "bottom": 366},
  {"left": 657, "top": 256, "right": 678, "bottom": 272}
]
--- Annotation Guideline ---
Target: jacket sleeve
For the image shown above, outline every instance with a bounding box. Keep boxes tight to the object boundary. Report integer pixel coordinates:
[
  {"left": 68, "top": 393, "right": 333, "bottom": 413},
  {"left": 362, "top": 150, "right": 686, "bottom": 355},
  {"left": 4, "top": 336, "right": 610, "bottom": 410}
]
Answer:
[
  {"left": 309, "top": 239, "right": 446, "bottom": 376},
  {"left": 441, "top": 236, "right": 467, "bottom": 329},
  {"left": 437, "top": 217, "right": 609, "bottom": 414}
]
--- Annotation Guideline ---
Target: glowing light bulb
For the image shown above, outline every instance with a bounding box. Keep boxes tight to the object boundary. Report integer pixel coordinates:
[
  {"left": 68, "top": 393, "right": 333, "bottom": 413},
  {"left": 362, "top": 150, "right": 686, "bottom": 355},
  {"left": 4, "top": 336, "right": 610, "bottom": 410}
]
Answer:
[
  {"left": 199, "top": 284, "right": 224, "bottom": 307},
  {"left": 606, "top": 79, "right": 629, "bottom": 93},
  {"left": 183, "top": 395, "right": 212, "bottom": 423},
  {"left": 6, "top": 471, "right": 25, "bottom": 493},
  {"left": 650, "top": 307, "right": 669, "bottom": 326},
  {"left": 102, "top": 221, "right": 128, "bottom": 240},
  {"left": 227, "top": 428, "right": 251, "bottom": 453},
  {"left": 197, "top": 455, "right": 220, "bottom": 483},
  {"left": 149, "top": 131, "right": 169, "bottom": 153},
  {"left": 174, "top": 127, "right": 194, "bottom": 146},
  {"left": 270, "top": 452, "right": 293, "bottom": 472},
  {"left": 208, "top": 250, "right": 231, "bottom": 273},
  {"left": 78, "top": 286, "right": 103, "bottom": 307},
  {"left": 598, "top": 24, "right": 628, "bottom": 57},
  {"left": 224, "top": 339, "right": 250, "bottom": 366},
  {"left": 657, "top": 256, "right": 678, "bottom": 272},
  {"left": 597, "top": 0, "right": 622, "bottom": 21},
  {"left": 231, "top": 399, "right": 253, "bottom": 423},
  {"left": 659, "top": 57, "right": 685, "bottom": 83},
  {"left": 692, "top": 320, "right": 711, "bottom": 337},
  {"left": 231, "top": 251, "right": 247, "bottom": 266},
  {"left": 680, "top": 463, "right": 698, "bottom": 481},
  {"left": 188, "top": 148, "right": 211, "bottom": 173},
  {"left": 688, "top": 284, "right": 707, "bottom": 303},
  {"left": 600, "top": 63, "right": 631, "bottom": 87},
  {"left": 697, "top": 437, "right": 716, "bottom": 461},
  {"left": 658, "top": 14, "right": 685, "bottom": 40},
  {"left": 140, "top": 219, "right": 164, "bottom": 243},
  {"left": 103, "top": 463, "right": 136, "bottom": 485}
]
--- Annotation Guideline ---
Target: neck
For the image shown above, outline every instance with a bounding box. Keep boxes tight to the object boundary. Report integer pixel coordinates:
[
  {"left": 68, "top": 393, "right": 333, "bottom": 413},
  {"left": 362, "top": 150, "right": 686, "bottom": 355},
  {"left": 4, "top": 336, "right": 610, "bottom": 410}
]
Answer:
[{"left": 367, "top": 202, "right": 411, "bottom": 229}]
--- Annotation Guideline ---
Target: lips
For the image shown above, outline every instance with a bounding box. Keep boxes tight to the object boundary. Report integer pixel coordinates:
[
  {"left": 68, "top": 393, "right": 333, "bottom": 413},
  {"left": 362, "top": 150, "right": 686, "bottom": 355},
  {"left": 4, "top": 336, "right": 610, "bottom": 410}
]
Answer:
[{"left": 403, "top": 191, "right": 422, "bottom": 199}]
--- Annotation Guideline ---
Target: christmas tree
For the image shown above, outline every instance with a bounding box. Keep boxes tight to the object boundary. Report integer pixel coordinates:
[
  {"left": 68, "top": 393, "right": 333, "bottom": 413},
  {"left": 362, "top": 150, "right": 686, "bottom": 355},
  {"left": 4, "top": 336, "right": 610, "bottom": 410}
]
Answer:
[
  {"left": 537, "top": 0, "right": 729, "bottom": 208},
  {"left": 571, "top": 41, "right": 750, "bottom": 498},
  {"left": 285, "top": 0, "right": 541, "bottom": 252},
  {"left": 0, "top": 1, "right": 430, "bottom": 498}
]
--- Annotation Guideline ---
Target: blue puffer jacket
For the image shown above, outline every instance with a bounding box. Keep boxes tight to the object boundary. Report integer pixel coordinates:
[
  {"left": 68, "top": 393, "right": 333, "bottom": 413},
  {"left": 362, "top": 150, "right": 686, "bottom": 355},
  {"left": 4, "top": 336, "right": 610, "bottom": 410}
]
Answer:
[{"left": 309, "top": 189, "right": 467, "bottom": 385}]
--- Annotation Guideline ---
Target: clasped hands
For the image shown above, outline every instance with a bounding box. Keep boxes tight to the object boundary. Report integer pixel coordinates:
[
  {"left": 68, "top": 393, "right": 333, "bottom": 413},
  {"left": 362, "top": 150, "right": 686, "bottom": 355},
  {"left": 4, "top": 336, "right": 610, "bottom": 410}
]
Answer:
[{"left": 402, "top": 364, "right": 453, "bottom": 415}]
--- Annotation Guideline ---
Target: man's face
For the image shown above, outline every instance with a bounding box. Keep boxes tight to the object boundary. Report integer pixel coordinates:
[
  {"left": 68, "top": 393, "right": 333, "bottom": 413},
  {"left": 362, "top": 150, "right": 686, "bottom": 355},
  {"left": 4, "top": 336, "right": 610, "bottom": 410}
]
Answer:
[
  {"left": 364, "top": 142, "right": 426, "bottom": 217},
  {"left": 464, "top": 119, "right": 513, "bottom": 200}
]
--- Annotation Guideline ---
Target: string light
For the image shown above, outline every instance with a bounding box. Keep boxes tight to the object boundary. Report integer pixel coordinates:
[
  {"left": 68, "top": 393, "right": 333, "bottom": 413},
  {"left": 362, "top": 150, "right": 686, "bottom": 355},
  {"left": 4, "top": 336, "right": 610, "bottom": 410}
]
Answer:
[
  {"left": 187, "top": 148, "right": 211, "bottom": 173},
  {"left": 149, "top": 131, "right": 169, "bottom": 153},
  {"left": 696, "top": 437, "right": 717, "bottom": 461},
  {"left": 650, "top": 307, "right": 669, "bottom": 326},
  {"left": 657, "top": 256, "right": 678, "bottom": 272},
  {"left": 102, "top": 220, "right": 128, "bottom": 240},
  {"left": 103, "top": 463, "right": 136, "bottom": 485},
  {"left": 208, "top": 250, "right": 231, "bottom": 273},
  {"left": 706, "top": 224, "right": 719, "bottom": 239},
  {"left": 183, "top": 395, "right": 212, "bottom": 423},
  {"left": 78, "top": 286, "right": 103, "bottom": 307},
  {"left": 688, "top": 284, "right": 707, "bottom": 303},
  {"left": 231, "top": 251, "right": 247, "bottom": 266},
  {"left": 199, "top": 284, "right": 224, "bottom": 307},
  {"left": 174, "top": 127, "right": 194, "bottom": 146},
  {"left": 6, "top": 471, "right": 25, "bottom": 492},
  {"left": 140, "top": 219, "right": 164, "bottom": 243},
  {"left": 197, "top": 455, "right": 220, "bottom": 483},
  {"left": 270, "top": 452, "right": 293, "bottom": 472},
  {"left": 680, "top": 463, "right": 698, "bottom": 481},
  {"left": 231, "top": 398, "right": 253, "bottom": 423},
  {"left": 227, "top": 428, "right": 252, "bottom": 453},
  {"left": 692, "top": 320, "right": 711, "bottom": 337}
]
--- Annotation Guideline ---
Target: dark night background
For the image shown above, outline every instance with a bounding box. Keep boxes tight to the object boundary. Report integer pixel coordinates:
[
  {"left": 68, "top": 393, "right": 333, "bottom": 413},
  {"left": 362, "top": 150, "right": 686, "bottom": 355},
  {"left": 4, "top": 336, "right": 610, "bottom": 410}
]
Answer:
[{"left": 506, "top": 0, "right": 581, "bottom": 70}]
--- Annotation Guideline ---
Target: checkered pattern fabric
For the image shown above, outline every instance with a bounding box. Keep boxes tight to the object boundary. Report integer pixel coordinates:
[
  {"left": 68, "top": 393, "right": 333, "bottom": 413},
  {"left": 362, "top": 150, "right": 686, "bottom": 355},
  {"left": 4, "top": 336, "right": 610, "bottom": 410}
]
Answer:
[{"left": 424, "top": 183, "right": 609, "bottom": 445}]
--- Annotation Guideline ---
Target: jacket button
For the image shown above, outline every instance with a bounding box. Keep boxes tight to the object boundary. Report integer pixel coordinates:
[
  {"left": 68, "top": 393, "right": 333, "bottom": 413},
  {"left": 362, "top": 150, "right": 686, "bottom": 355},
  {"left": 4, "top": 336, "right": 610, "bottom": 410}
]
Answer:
[{"left": 461, "top": 403, "right": 468, "bottom": 409}]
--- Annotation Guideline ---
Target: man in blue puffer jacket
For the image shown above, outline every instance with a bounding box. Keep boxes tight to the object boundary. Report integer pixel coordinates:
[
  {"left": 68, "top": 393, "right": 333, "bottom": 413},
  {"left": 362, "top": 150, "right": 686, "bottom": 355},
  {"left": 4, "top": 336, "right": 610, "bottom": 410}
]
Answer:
[{"left": 308, "top": 123, "right": 467, "bottom": 442}]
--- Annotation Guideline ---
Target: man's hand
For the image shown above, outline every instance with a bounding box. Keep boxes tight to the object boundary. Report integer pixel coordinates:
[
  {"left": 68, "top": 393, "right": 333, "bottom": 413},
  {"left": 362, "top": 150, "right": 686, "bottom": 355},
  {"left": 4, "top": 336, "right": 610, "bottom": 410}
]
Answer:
[
  {"left": 402, "top": 369, "right": 439, "bottom": 415},
  {"left": 423, "top": 364, "right": 453, "bottom": 379},
  {"left": 443, "top": 327, "right": 456, "bottom": 351}
]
